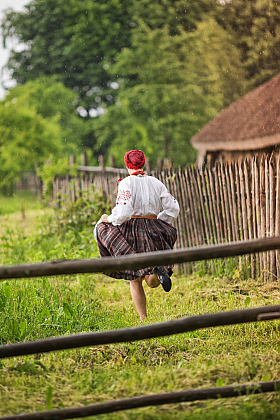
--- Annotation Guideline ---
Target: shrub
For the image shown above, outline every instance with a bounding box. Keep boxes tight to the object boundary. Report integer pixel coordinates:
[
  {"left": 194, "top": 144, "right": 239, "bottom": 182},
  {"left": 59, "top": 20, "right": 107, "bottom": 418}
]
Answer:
[{"left": 43, "top": 186, "right": 111, "bottom": 240}]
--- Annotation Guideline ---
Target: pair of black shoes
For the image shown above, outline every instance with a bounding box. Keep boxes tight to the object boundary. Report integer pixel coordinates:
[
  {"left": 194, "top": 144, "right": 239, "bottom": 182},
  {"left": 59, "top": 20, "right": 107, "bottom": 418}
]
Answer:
[{"left": 156, "top": 266, "right": 172, "bottom": 292}]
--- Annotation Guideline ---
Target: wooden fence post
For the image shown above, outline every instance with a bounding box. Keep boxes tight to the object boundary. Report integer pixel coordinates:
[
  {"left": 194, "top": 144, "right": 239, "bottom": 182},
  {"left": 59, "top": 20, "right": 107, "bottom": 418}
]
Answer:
[
  {"left": 81, "top": 152, "right": 87, "bottom": 167},
  {"left": 109, "top": 154, "right": 116, "bottom": 168},
  {"left": 35, "top": 163, "right": 43, "bottom": 201},
  {"left": 276, "top": 154, "right": 280, "bottom": 278},
  {"left": 260, "top": 155, "right": 267, "bottom": 281},
  {"left": 98, "top": 155, "right": 105, "bottom": 170},
  {"left": 157, "top": 158, "right": 163, "bottom": 171},
  {"left": 145, "top": 158, "right": 151, "bottom": 174},
  {"left": 69, "top": 154, "right": 75, "bottom": 166},
  {"left": 269, "top": 153, "right": 276, "bottom": 281},
  {"left": 163, "top": 157, "right": 172, "bottom": 170}
]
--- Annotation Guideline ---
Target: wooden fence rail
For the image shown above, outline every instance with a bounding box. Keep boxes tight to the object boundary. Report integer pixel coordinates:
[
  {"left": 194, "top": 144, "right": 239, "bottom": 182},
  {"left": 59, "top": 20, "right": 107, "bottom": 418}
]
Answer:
[
  {"left": 0, "top": 305, "right": 279, "bottom": 359},
  {"left": 1, "top": 238, "right": 280, "bottom": 419},
  {"left": 53, "top": 153, "right": 280, "bottom": 280},
  {"left": 1, "top": 237, "right": 280, "bottom": 280},
  {"left": 2, "top": 381, "right": 280, "bottom": 420}
]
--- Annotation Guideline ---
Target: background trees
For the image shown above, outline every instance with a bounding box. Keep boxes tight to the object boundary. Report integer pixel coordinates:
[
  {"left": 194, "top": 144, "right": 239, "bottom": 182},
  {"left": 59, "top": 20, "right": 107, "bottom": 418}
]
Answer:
[
  {"left": 0, "top": 77, "right": 86, "bottom": 193},
  {"left": 2, "top": 0, "right": 134, "bottom": 112},
  {"left": 94, "top": 20, "right": 245, "bottom": 166},
  {"left": 0, "top": 101, "right": 61, "bottom": 194},
  {"left": 1, "top": 0, "right": 280, "bottom": 184},
  {"left": 216, "top": 0, "right": 280, "bottom": 89}
]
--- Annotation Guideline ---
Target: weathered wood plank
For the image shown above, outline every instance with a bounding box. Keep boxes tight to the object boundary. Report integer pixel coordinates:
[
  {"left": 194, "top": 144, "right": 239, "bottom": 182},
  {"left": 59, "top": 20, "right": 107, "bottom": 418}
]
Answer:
[
  {"left": 1, "top": 237, "right": 280, "bottom": 280},
  {"left": 260, "top": 155, "right": 267, "bottom": 282},
  {"left": 208, "top": 167, "right": 222, "bottom": 244},
  {"left": 275, "top": 154, "right": 280, "bottom": 279},
  {"left": 251, "top": 158, "right": 259, "bottom": 278},
  {"left": 269, "top": 153, "right": 276, "bottom": 281},
  {"left": 244, "top": 159, "right": 254, "bottom": 278}
]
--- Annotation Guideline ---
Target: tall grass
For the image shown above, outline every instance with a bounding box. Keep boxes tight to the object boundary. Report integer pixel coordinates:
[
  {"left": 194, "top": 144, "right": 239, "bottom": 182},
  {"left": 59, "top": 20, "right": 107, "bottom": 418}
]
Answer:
[{"left": 0, "top": 199, "right": 279, "bottom": 419}]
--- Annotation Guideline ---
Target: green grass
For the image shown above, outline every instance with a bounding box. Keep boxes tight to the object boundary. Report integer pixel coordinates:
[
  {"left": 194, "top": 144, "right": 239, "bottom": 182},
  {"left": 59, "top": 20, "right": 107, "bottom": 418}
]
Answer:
[
  {"left": 0, "top": 192, "right": 42, "bottom": 215},
  {"left": 0, "top": 208, "right": 279, "bottom": 419}
]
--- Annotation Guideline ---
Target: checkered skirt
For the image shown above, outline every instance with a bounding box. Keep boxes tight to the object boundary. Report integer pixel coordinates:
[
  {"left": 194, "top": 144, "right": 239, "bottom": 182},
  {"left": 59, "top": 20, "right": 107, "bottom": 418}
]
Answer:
[{"left": 95, "top": 219, "right": 177, "bottom": 280}]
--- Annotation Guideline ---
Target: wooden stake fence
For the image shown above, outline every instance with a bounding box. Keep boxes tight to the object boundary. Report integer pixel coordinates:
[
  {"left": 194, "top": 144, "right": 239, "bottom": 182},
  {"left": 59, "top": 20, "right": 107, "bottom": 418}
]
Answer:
[{"left": 53, "top": 153, "right": 280, "bottom": 280}]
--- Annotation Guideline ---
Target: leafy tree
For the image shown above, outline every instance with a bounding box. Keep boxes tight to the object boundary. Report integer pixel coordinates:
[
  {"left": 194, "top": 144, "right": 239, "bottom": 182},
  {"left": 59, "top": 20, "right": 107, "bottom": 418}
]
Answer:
[
  {"left": 132, "top": 0, "right": 218, "bottom": 34},
  {"left": 216, "top": 0, "right": 280, "bottom": 88},
  {"left": 4, "top": 76, "right": 90, "bottom": 148},
  {"left": 0, "top": 76, "right": 87, "bottom": 193},
  {"left": 94, "top": 20, "right": 246, "bottom": 167},
  {"left": 184, "top": 18, "right": 247, "bottom": 108},
  {"left": 1, "top": 0, "right": 134, "bottom": 112},
  {"left": 2, "top": 0, "right": 218, "bottom": 113},
  {"left": 0, "top": 102, "right": 62, "bottom": 194}
]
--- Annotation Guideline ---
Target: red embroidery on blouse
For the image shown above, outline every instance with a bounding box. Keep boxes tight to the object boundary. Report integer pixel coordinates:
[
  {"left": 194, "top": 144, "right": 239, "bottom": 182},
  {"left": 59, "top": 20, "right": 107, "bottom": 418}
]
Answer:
[{"left": 117, "top": 189, "right": 132, "bottom": 202}]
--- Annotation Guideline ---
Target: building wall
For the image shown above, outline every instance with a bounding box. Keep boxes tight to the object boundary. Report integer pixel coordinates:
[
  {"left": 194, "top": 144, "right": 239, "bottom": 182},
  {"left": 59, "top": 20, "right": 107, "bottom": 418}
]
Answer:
[{"left": 202, "top": 145, "right": 280, "bottom": 168}]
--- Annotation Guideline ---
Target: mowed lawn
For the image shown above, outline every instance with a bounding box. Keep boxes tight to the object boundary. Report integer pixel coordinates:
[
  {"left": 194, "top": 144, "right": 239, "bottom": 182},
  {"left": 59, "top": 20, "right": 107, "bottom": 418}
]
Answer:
[{"left": 0, "top": 200, "right": 279, "bottom": 419}]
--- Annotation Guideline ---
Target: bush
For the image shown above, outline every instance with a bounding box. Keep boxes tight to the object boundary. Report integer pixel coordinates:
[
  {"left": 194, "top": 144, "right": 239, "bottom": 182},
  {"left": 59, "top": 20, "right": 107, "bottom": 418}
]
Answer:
[
  {"left": 0, "top": 186, "right": 111, "bottom": 265},
  {"left": 47, "top": 186, "right": 111, "bottom": 239}
]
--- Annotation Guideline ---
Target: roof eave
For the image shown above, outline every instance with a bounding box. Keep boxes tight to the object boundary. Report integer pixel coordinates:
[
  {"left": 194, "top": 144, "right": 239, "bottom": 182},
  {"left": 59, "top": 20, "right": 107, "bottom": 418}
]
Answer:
[{"left": 191, "top": 134, "right": 280, "bottom": 152}]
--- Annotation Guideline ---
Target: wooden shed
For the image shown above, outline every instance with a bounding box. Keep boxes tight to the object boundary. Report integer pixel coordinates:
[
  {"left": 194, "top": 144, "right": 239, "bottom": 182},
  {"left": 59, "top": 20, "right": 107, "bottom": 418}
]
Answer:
[{"left": 191, "top": 73, "right": 280, "bottom": 168}]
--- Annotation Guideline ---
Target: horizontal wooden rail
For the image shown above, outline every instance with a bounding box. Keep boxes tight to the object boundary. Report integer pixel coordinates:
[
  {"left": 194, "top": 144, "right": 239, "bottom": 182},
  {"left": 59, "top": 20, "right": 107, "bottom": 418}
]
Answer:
[
  {"left": 77, "top": 165, "right": 127, "bottom": 173},
  {"left": 2, "top": 380, "right": 280, "bottom": 420},
  {"left": 1, "top": 237, "right": 280, "bottom": 280},
  {"left": 0, "top": 306, "right": 279, "bottom": 359}
]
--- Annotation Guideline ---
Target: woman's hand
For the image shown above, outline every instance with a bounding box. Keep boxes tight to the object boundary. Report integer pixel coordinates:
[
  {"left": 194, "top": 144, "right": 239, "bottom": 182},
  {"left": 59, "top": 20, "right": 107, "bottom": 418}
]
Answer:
[{"left": 101, "top": 214, "right": 110, "bottom": 223}]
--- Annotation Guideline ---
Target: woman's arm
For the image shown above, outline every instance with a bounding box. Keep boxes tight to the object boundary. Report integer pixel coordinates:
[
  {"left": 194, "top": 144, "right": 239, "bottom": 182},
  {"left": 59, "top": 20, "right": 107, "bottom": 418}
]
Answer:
[
  {"left": 157, "top": 185, "right": 180, "bottom": 224},
  {"left": 106, "top": 179, "right": 134, "bottom": 225}
]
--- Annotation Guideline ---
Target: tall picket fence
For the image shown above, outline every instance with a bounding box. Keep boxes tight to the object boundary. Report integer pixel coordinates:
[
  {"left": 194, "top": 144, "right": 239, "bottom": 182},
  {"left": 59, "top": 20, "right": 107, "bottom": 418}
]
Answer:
[
  {"left": 53, "top": 167, "right": 126, "bottom": 209},
  {"left": 53, "top": 153, "right": 280, "bottom": 281}
]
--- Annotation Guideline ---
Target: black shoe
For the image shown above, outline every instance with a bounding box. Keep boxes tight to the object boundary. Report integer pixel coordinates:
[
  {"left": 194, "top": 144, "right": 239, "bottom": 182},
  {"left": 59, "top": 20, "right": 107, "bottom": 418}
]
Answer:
[{"left": 156, "top": 266, "right": 172, "bottom": 292}]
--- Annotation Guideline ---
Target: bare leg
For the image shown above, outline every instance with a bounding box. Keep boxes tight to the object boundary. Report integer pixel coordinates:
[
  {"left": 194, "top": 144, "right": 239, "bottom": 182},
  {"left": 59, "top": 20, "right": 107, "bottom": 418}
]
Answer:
[{"left": 130, "top": 277, "right": 147, "bottom": 320}]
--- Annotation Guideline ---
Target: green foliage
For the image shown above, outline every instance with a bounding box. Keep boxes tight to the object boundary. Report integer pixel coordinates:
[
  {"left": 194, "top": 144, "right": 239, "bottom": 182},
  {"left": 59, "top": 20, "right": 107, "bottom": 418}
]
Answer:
[
  {"left": 2, "top": 0, "right": 280, "bottom": 171},
  {"left": 0, "top": 276, "right": 104, "bottom": 343},
  {"left": 1, "top": 0, "right": 134, "bottom": 110},
  {"left": 94, "top": 20, "right": 246, "bottom": 166},
  {"left": 216, "top": 0, "right": 280, "bottom": 89},
  {"left": 4, "top": 76, "right": 89, "bottom": 148},
  {"left": 0, "top": 76, "right": 90, "bottom": 194},
  {"left": 37, "top": 158, "right": 78, "bottom": 199},
  {"left": 0, "top": 101, "right": 61, "bottom": 194},
  {"left": 131, "top": 0, "right": 218, "bottom": 34},
  {"left": 0, "top": 203, "right": 280, "bottom": 417},
  {"left": 184, "top": 18, "right": 247, "bottom": 108},
  {"left": 1, "top": 0, "right": 218, "bottom": 110},
  {"left": 94, "top": 24, "right": 206, "bottom": 165},
  {"left": 0, "top": 192, "right": 41, "bottom": 216},
  {"left": 1, "top": 0, "right": 229, "bottom": 167},
  {"left": 46, "top": 186, "right": 111, "bottom": 239}
]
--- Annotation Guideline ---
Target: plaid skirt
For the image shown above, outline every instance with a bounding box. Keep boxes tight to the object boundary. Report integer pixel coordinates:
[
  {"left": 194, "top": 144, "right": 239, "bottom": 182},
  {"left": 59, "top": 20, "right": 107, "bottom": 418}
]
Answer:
[{"left": 95, "top": 219, "right": 177, "bottom": 280}]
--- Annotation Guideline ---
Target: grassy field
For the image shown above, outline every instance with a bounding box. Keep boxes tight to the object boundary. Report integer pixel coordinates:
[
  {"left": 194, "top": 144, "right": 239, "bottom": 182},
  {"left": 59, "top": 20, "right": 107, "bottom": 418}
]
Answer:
[
  {"left": 0, "top": 196, "right": 279, "bottom": 419},
  {"left": 0, "top": 192, "right": 42, "bottom": 215}
]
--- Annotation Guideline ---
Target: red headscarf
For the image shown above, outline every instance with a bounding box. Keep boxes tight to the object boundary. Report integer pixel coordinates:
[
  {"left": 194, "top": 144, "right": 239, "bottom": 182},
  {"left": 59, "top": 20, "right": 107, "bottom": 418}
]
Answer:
[{"left": 124, "top": 150, "right": 145, "bottom": 170}]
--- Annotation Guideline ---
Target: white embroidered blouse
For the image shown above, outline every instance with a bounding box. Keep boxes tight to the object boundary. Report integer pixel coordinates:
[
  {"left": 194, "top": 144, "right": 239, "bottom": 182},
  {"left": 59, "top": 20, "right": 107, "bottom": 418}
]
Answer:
[{"left": 107, "top": 175, "right": 180, "bottom": 226}]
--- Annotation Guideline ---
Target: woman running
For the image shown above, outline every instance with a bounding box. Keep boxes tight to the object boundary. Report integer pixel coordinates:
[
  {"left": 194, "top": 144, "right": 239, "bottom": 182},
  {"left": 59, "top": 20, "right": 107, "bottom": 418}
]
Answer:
[{"left": 95, "top": 150, "right": 180, "bottom": 320}]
